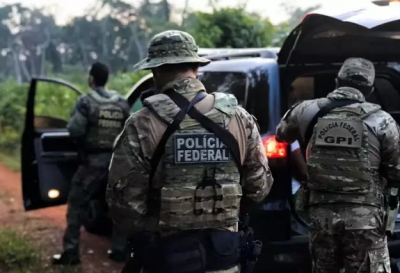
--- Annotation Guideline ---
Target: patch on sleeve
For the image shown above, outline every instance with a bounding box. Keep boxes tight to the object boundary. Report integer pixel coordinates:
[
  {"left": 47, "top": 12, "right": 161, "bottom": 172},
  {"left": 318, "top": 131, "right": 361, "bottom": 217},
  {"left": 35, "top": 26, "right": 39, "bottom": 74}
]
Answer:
[
  {"left": 173, "top": 133, "right": 231, "bottom": 164},
  {"left": 314, "top": 119, "right": 363, "bottom": 148}
]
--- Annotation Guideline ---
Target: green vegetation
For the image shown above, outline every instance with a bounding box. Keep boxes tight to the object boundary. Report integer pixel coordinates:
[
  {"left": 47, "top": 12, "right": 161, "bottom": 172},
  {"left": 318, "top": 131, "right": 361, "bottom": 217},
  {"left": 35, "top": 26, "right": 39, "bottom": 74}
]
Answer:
[
  {"left": 0, "top": 71, "right": 148, "bottom": 170},
  {"left": 0, "top": 227, "right": 79, "bottom": 273},
  {"left": 0, "top": 0, "right": 318, "bottom": 168},
  {"left": 0, "top": 153, "right": 20, "bottom": 172}
]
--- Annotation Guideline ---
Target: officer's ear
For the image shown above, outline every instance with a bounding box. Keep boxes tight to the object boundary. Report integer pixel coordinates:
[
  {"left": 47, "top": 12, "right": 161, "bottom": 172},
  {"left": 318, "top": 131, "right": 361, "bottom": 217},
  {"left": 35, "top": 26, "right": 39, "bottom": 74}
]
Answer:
[{"left": 89, "top": 75, "right": 94, "bottom": 86}]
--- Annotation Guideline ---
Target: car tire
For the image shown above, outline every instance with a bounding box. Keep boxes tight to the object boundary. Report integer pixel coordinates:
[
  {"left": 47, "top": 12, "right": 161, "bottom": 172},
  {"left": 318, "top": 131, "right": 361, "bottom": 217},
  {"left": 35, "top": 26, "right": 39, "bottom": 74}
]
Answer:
[{"left": 82, "top": 199, "right": 113, "bottom": 237}]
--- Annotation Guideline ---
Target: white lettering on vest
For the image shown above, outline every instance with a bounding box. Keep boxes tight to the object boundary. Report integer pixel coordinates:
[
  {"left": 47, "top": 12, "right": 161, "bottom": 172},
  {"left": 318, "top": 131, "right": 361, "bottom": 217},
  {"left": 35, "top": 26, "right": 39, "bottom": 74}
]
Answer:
[
  {"left": 315, "top": 118, "right": 363, "bottom": 148},
  {"left": 98, "top": 109, "right": 124, "bottom": 120},
  {"left": 98, "top": 119, "right": 122, "bottom": 128},
  {"left": 173, "top": 133, "right": 231, "bottom": 164},
  {"left": 98, "top": 109, "right": 124, "bottom": 128}
]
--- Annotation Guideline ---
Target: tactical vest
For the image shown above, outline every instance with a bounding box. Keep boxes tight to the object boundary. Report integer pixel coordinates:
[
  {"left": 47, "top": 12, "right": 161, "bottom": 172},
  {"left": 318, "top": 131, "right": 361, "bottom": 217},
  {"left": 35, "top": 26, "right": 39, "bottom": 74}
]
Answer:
[
  {"left": 144, "top": 92, "right": 242, "bottom": 231},
  {"left": 307, "top": 102, "right": 382, "bottom": 207},
  {"left": 85, "top": 91, "right": 129, "bottom": 152}
]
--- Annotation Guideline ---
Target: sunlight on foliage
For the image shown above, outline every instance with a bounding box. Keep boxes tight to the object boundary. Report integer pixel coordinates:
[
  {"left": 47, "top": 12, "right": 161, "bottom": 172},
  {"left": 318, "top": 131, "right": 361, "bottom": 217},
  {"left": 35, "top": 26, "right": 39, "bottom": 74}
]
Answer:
[{"left": 0, "top": 70, "right": 150, "bottom": 168}]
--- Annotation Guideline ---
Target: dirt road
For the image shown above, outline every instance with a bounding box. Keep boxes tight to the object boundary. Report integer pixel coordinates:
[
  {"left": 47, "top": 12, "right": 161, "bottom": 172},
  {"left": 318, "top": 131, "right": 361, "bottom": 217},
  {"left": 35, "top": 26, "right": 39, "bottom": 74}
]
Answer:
[{"left": 0, "top": 164, "right": 124, "bottom": 273}]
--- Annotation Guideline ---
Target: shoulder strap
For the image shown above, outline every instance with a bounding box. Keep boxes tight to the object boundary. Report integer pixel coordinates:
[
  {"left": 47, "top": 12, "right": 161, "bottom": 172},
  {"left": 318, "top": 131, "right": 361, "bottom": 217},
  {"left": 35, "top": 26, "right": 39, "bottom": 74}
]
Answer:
[
  {"left": 304, "top": 99, "right": 358, "bottom": 145},
  {"left": 147, "top": 91, "right": 206, "bottom": 215},
  {"left": 167, "top": 91, "right": 243, "bottom": 179},
  {"left": 141, "top": 89, "right": 156, "bottom": 103}
]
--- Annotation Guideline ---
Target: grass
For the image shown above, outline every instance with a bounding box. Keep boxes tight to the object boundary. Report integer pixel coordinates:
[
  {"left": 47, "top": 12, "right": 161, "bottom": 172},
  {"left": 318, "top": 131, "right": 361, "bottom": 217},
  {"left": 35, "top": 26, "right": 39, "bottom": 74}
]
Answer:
[
  {"left": 0, "top": 152, "right": 20, "bottom": 172},
  {"left": 0, "top": 228, "right": 80, "bottom": 273}
]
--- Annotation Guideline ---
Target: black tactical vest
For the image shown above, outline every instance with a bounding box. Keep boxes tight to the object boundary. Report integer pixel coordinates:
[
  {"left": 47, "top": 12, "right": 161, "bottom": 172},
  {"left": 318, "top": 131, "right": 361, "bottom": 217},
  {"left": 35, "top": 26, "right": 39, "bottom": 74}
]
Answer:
[{"left": 84, "top": 90, "right": 130, "bottom": 153}]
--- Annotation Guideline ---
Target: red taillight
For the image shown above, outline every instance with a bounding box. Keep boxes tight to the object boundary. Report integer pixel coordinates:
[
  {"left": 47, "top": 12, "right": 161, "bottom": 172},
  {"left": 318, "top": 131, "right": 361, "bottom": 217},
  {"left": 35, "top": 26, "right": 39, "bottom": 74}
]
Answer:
[{"left": 262, "top": 135, "right": 287, "bottom": 159}]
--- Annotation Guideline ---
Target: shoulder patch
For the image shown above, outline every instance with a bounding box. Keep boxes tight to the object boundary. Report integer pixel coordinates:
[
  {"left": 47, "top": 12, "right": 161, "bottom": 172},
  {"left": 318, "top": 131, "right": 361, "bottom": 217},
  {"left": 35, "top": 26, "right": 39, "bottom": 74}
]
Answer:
[
  {"left": 315, "top": 118, "right": 363, "bottom": 148},
  {"left": 212, "top": 92, "right": 238, "bottom": 116}
]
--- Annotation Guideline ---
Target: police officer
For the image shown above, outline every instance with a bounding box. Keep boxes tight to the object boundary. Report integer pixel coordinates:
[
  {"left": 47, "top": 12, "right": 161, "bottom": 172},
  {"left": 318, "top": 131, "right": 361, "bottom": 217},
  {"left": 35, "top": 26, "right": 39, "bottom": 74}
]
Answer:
[
  {"left": 276, "top": 57, "right": 400, "bottom": 273},
  {"left": 52, "top": 62, "right": 131, "bottom": 265},
  {"left": 106, "top": 30, "right": 274, "bottom": 273}
]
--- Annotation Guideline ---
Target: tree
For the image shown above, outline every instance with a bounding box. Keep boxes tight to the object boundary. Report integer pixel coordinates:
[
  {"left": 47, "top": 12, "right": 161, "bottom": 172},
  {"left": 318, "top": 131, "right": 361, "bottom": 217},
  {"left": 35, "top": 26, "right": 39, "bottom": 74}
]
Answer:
[
  {"left": 282, "top": 2, "right": 321, "bottom": 29},
  {"left": 272, "top": 3, "right": 321, "bottom": 47},
  {"left": 187, "top": 7, "right": 275, "bottom": 48}
]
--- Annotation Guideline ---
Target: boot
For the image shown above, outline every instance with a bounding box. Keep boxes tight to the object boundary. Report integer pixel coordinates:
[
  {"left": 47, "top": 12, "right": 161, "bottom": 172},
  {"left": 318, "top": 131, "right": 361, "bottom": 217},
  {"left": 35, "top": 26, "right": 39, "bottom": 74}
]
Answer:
[
  {"left": 52, "top": 251, "right": 80, "bottom": 265},
  {"left": 107, "top": 249, "right": 127, "bottom": 263}
]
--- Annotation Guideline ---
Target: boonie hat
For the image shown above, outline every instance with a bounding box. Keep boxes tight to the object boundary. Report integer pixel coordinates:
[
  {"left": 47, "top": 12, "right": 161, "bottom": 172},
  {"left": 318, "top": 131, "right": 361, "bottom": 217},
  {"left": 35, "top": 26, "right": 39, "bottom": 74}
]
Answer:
[{"left": 134, "top": 30, "right": 210, "bottom": 71}]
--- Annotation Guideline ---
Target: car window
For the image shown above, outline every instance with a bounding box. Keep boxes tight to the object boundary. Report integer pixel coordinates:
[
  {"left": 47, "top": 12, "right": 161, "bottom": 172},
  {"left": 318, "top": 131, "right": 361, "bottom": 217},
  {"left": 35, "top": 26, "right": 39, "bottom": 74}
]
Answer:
[
  {"left": 246, "top": 69, "right": 270, "bottom": 134},
  {"left": 34, "top": 81, "right": 80, "bottom": 130},
  {"left": 200, "top": 72, "right": 248, "bottom": 107},
  {"left": 200, "top": 71, "right": 270, "bottom": 133}
]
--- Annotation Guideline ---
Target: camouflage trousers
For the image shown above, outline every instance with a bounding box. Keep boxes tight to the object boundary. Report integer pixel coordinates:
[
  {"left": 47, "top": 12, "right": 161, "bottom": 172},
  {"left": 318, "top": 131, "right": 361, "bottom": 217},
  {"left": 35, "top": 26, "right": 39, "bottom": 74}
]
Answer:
[
  {"left": 309, "top": 207, "right": 391, "bottom": 273},
  {"left": 63, "top": 164, "right": 127, "bottom": 254}
]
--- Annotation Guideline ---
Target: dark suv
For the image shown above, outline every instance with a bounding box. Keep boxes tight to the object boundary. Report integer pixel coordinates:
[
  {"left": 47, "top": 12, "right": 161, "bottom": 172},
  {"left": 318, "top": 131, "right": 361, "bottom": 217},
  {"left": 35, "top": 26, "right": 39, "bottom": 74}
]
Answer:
[{"left": 20, "top": 7, "right": 400, "bottom": 272}]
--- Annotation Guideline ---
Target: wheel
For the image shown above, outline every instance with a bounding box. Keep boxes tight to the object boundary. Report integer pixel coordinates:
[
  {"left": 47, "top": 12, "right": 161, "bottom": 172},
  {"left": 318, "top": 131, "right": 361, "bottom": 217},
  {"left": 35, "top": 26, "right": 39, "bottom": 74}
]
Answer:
[{"left": 82, "top": 199, "right": 113, "bottom": 237}]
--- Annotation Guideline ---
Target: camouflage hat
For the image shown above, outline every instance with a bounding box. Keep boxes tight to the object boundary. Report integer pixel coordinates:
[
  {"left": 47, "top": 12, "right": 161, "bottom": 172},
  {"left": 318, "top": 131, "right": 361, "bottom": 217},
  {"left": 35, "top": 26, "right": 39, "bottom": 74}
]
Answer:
[
  {"left": 338, "top": 58, "right": 375, "bottom": 87},
  {"left": 134, "top": 30, "right": 210, "bottom": 71}
]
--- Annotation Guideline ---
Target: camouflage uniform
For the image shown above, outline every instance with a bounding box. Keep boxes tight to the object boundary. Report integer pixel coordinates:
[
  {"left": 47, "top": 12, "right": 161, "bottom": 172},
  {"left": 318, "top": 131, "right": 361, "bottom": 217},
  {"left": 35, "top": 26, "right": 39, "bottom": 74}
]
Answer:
[
  {"left": 107, "top": 30, "right": 273, "bottom": 273},
  {"left": 64, "top": 87, "right": 130, "bottom": 256},
  {"left": 276, "top": 58, "right": 400, "bottom": 273}
]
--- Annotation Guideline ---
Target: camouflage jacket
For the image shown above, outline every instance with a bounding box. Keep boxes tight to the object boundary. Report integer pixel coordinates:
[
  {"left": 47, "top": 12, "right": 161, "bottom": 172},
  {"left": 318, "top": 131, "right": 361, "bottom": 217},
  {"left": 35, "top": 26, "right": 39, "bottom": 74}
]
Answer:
[
  {"left": 276, "top": 87, "right": 400, "bottom": 229},
  {"left": 106, "top": 77, "right": 273, "bottom": 238}
]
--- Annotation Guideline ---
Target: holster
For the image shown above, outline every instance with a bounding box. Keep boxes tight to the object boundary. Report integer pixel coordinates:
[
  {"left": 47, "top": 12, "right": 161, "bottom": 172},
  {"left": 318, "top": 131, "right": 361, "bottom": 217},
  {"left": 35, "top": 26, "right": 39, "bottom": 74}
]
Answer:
[
  {"left": 384, "top": 188, "right": 399, "bottom": 236},
  {"left": 239, "top": 215, "right": 263, "bottom": 273},
  {"left": 122, "top": 232, "right": 157, "bottom": 273},
  {"left": 139, "top": 229, "right": 262, "bottom": 273}
]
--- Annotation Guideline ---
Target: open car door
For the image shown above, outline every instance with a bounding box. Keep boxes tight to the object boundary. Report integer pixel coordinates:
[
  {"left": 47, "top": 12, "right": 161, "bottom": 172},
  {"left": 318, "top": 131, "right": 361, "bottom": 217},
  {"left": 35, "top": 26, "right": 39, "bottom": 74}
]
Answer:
[{"left": 21, "top": 77, "right": 83, "bottom": 211}]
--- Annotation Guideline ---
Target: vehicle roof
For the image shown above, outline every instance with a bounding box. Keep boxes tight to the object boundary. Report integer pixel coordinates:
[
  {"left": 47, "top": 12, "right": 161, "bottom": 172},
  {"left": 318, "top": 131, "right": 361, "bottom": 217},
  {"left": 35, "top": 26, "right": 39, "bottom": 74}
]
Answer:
[
  {"left": 205, "top": 49, "right": 277, "bottom": 61},
  {"left": 198, "top": 48, "right": 265, "bottom": 56},
  {"left": 199, "top": 58, "right": 277, "bottom": 73}
]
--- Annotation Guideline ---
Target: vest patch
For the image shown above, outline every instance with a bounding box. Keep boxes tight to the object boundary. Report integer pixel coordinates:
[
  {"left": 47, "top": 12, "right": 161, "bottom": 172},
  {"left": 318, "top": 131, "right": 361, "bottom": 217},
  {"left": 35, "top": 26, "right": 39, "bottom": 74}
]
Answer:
[
  {"left": 98, "top": 109, "right": 123, "bottom": 128},
  {"left": 173, "top": 133, "right": 230, "bottom": 164},
  {"left": 315, "top": 119, "right": 363, "bottom": 148}
]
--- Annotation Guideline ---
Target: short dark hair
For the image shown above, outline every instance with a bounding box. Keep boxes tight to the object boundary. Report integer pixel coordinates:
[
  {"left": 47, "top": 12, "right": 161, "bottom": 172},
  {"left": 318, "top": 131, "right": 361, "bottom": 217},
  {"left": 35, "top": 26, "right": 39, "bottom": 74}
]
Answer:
[
  {"left": 336, "top": 78, "right": 373, "bottom": 94},
  {"left": 90, "top": 62, "right": 109, "bottom": 86}
]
